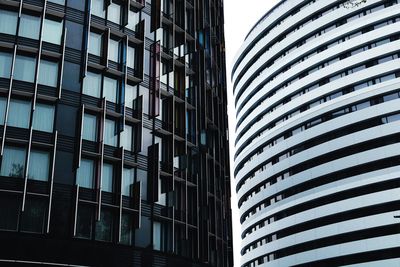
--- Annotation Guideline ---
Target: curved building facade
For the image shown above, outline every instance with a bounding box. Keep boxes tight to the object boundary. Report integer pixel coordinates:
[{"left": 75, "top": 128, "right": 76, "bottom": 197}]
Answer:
[
  {"left": 0, "top": 0, "right": 233, "bottom": 266},
  {"left": 232, "top": 0, "right": 400, "bottom": 266}
]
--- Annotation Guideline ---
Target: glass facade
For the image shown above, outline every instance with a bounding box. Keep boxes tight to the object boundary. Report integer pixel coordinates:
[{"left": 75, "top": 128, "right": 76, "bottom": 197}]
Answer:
[{"left": 0, "top": 0, "right": 232, "bottom": 266}]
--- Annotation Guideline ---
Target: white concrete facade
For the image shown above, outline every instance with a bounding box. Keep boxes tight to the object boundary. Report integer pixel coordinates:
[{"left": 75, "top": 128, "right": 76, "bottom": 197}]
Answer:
[{"left": 232, "top": 0, "right": 400, "bottom": 266}]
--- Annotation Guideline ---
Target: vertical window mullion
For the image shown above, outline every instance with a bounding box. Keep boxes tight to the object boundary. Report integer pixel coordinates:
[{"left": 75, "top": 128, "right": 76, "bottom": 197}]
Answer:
[
  {"left": 97, "top": 98, "right": 107, "bottom": 221},
  {"left": 118, "top": 147, "right": 124, "bottom": 243},
  {"left": 46, "top": 130, "right": 57, "bottom": 233},
  {"left": 1, "top": 45, "right": 17, "bottom": 156},
  {"left": 58, "top": 27, "right": 67, "bottom": 99}
]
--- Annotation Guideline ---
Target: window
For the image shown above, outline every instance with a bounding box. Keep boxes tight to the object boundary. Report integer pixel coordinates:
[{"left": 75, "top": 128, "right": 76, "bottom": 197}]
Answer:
[
  {"left": 0, "top": 10, "right": 17, "bottom": 35},
  {"left": 102, "top": 163, "right": 113, "bottom": 193},
  {"left": 122, "top": 168, "right": 135, "bottom": 196},
  {"left": 103, "top": 77, "right": 118, "bottom": 103},
  {"left": 109, "top": 39, "right": 120, "bottom": 62},
  {"left": 125, "top": 84, "right": 137, "bottom": 108},
  {"left": 95, "top": 209, "right": 113, "bottom": 241},
  {"left": 1, "top": 146, "right": 26, "bottom": 178},
  {"left": 104, "top": 119, "right": 117, "bottom": 146},
  {"left": 121, "top": 124, "right": 134, "bottom": 150},
  {"left": 8, "top": 99, "right": 31, "bottom": 128},
  {"left": 42, "top": 18, "right": 63, "bottom": 45},
  {"left": 127, "top": 10, "right": 140, "bottom": 30},
  {"left": 33, "top": 103, "right": 55, "bottom": 132},
  {"left": 83, "top": 72, "right": 101, "bottom": 98},
  {"left": 0, "top": 98, "right": 6, "bottom": 125},
  {"left": 0, "top": 194, "right": 20, "bottom": 231},
  {"left": 39, "top": 60, "right": 59, "bottom": 87},
  {"left": 121, "top": 213, "right": 133, "bottom": 245},
  {"left": 76, "top": 158, "right": 95, "bottom": 189},
  {"left": 108, "top": 3, "right": 121, "bottom": 24},
  {"left": 0, "top": 52, "right": 12, "bottom": 78},
  {"left": 127, "top": 46, "right": 136, "bottom": 69},
  {"left": 20, "top": 197, "right": 47, "bottom": 233},
  {"left": 89, "top": 32, "right": 102, "bottom": 56},
  {"left": 76, "top": 205, "right": 94, "bottom": 239},
  {"left": 14, "top": 55, "right": 36, "bottom": 83},
  {"left": 83, "top": 113, "right": 97, "bottom": 141},
  {"left": 153, "top": 221, "right": 162, "bottom": 250},
  {"left": 18, "top": 14, "right": 40, "bottom": 40},
  {"left": 48, "top": 0, "right": 65, "bottom": 5},
  {"left": 92, "top": 0, "right": 105, "bottom": 18},
  {"left": 28, "top": 150, "right": 50, "bottom": 181}
]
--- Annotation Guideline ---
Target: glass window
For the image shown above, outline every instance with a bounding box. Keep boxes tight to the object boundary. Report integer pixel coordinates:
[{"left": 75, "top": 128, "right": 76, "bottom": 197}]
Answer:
[
  {"left": 104, "top": 119, "right": 117, "bottom": 146},
  {"left": 125, "top": 84, "right": 137, "bottom": 108},
  {"left": 83, "top": 72, "right": 101, "bottom": 98},
  {"left": 108, "top": 3, "right": 121, "bottom": 24},
  {"left": 28, "top": 150, "right": 50, "bottom": 181},
  {"left": 0, "top": 10, "right": 17, "bottom": 35},
  {"left": 95, "top": 209, "right": 113, "bottom": 241},
  {"left": 153, "top": 221, "right": 162, "bottom": 250},
  {"left": 42, "top": 18, "right": 63, "bottom": 45},
  {"left": 0, "top": 98, "right": 6, "bottom": 125},
  {"left": 121, "top": 213, "right": 133, "bottom": 245},
  {"left": 83, "top": 113, "right": 97, "bottom": 141},
  {"left": 121, "top": 124, "right": 133, "bottom": 150},
  {"left": 109, "top": 39, "right": 120, "bottom": 62},
  {"left": 20, "top": 197, "right": 47, "bottom": 233},
  {"left": 0, "top": 194, "right": 20, "bottom": 231},
  {"left": 122, "top": 168, "right": 135, "bottom": 196},
  {"left": 89, "top": 32, "right": 102, "bottom": 56},
  {"left": 92, "top": 0, "right": 105, "bottom": 18},
  {"left": 82, "top": 113, "right": 97, "bottom": 142},
  {"left": 19, "top": 14, "right": 40, "bottom": 39},
  {"left": 102, "top": 163, "right": 113, "bottom": 193},
  {"left": 76, "top": 205, "right": 94, "bottom": 239},
  {"left": 14, "top": 55, "right": 36, "bottom": 83},
  {"left": 48, "top": 0, "right": 65, "bottom": 5},
  {"left": 0, "top": 52, "right": 12, "bottom": 78},
  {"left": 8, "top": 99, "right": 31, "bottom": 128},
  {"left": 33, "top": 103, "right": 55, "bottom": 132},
  {"left": 76, "top": 158, "right": 95, "bottom": 189},
  {"left": 1, "top": 146, "right": 26, "bottom": 178},
  {"left": 103, "top": 77, "right": 118, "bottom": 103},
  {"left": 39, "top": 60, "right": 59, "bottom": 87},
  {"left": 127, "top": 46, "right": 135, "bottom": 69},
  {"left": 127, "top": 11, "right": 140, "bottom": 30}
]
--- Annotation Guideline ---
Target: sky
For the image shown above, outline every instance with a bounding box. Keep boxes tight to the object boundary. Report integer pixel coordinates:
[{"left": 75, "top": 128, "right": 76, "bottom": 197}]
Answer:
[{"left": 223, "top": 1, "right": 280, "bottom": 266}]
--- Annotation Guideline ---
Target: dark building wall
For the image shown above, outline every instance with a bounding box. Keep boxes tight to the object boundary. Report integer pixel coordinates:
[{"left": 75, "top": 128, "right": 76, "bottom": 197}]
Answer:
[{"left": 0, "top": 0, "right": 233, "bottom": 266}]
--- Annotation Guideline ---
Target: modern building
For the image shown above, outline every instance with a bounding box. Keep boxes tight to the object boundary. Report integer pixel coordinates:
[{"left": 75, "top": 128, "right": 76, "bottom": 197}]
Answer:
[
  {"left": 0, "top": 0, "right": 233, "bottom": 266},
  {"left": 232, "top": 0, "right": 400, "bottom": 266}
]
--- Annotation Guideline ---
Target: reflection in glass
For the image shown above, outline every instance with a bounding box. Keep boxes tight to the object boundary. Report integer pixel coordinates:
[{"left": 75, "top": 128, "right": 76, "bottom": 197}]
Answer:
[
  {"left": 0, "top": 52, "right": 12, "bottom": 78},
  {"left": 14, "top": 55, "right": 36, "bottom": 83},
  {"left": 19, "top": 14, "right": 40, "bottom": 39},
  {"left": 28, "top": 150, "right": 50, "bottom": 181},
  {"left": 122, "top": 168, "right": 135, "bottom": 196},
  {"left": 95, "top": 209, "right": 113, "bottom": 241},
  {"left": 83, "top": 113, "right": 97, "bottom": 141},
  {"left": 42, "top": 19, "right": 63, "bottom": 45},
  {"left": 89, "top": 32, "right": 102, "bottom": 56},
  {"left": 83, "top": 72, "right": 101, "bottom": 98},
  {"left": 0, "top": 10, "right": 17, "bottom": 35},
  {"left": 104, "top": 119, "right": 117, "bottom": 146},
  {"left": 76, "top": 158, "right": 94, "bottom": 189},
  {"left": 39, "top": 60, "right": 59, "bottom": 87},
  {"left": 8, "top": 99, "right": 31, "bottom": 128},
  {"left": 0, "top": 146, "right": 26, "bottom": 178},
  {"left": 33, "top": 103, "right": 55, "bottom": 133},
  {"left": 103, "top": 77, "right": 118, "bottom": 103},
  {"left": 109, "top": 39, "right": 120, "bottom": 62},
  {"left": 102, "top": 163, "right": 113, "bottom": 193},
  {"left": 20, "top": 197, "right": 47, "bottom": 233},
  {"left": 76, "top": 205, "right": 94, "bottom": 239},
  {"left": 108, "top": 3, "right": 121, "bottom": 24}
]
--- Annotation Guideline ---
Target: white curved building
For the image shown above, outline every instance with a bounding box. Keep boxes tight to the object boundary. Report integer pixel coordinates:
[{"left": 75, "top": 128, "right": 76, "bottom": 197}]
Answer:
[{"left": 232, "top": 0, "right": 400, "bottom": 266}]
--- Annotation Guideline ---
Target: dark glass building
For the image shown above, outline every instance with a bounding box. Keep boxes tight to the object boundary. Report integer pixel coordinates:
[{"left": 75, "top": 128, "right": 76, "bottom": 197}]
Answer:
[{"left": 0, "top": 0, "right": 233, "bottom": 266}]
